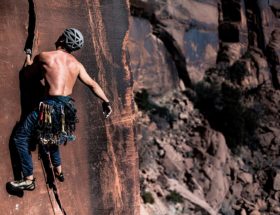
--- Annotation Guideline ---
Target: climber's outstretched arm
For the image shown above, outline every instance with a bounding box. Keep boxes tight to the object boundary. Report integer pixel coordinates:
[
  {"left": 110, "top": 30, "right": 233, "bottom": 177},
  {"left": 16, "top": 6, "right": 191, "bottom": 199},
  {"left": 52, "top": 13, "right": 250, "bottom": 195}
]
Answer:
[
  {"left": 78, "top": 64, "right": 109, "bottom": 102},
  {"left": 78, "top": 64, "right": 112, "bottom": 118}
]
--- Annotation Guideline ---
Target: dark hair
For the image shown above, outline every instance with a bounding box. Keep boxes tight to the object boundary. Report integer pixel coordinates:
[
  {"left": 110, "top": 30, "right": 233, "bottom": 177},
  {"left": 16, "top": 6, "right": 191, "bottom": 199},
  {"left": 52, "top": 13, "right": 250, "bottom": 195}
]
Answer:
[{"left": 55, "top": 35, "right": 72, "bottom": 53}]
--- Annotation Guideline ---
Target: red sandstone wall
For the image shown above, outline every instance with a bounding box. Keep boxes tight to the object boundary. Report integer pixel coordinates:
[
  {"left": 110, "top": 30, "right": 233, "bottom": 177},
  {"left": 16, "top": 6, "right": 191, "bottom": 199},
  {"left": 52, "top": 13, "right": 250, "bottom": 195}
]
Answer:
[{"left": 0, "top": 1, "right": 139, "bottom": 214}]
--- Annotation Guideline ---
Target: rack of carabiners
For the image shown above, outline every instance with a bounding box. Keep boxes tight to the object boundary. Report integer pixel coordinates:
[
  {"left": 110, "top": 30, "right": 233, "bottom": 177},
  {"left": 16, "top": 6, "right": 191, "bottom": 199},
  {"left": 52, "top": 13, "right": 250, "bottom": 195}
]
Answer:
[
  {"left": 38, "top": 102, "right": 66, "bottom": 145},
  {"left": 39, "top": 102, "right": 53, "bottom": 126}
]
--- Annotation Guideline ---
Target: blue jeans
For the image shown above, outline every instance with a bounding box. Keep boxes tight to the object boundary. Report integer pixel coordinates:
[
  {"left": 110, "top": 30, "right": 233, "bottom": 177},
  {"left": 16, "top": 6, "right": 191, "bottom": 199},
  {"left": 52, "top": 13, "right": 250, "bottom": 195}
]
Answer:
[{"left": 13, "top": 110, "right": 61, "bottom": 178}]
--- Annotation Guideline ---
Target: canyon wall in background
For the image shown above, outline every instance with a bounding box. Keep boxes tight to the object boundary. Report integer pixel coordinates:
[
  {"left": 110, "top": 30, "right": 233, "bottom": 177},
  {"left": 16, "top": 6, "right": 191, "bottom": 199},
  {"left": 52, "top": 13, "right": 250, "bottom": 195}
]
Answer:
[{"left": 128, "top": 0, "right": 280, "bottom": 214}]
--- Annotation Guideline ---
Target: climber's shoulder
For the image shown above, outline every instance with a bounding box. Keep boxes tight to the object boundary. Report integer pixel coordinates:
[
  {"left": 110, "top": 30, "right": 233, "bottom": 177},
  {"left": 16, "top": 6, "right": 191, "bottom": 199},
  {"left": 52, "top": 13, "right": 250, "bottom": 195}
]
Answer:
[
  {"left": 36, "top": 51, "right": 55, "bottom": 61},
  {"left": 29, "top": 52, "right": 49, "bottom": 65}
]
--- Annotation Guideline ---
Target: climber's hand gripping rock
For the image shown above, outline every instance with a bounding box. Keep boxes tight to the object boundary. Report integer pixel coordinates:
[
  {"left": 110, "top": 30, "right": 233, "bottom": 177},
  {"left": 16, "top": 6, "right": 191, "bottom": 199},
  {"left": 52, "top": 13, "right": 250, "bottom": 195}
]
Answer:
[{"left": 102, "top": 101, "right": 112, "bottom": 119}]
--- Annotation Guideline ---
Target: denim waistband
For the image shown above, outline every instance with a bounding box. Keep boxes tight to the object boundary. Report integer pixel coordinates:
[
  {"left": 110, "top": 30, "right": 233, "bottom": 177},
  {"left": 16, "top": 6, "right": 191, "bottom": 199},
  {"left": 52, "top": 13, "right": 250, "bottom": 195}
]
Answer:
[{"left": 43, "top": 95, "right": 74, "bottom": 104}]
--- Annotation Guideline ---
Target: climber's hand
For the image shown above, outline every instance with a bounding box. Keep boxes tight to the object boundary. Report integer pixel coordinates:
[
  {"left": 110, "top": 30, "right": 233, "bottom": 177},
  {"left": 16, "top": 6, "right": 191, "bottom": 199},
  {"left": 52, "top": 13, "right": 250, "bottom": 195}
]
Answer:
[
  {"left": 102, "top": 101, "right": 112, "bottom": 119},
  {"left": 24, "top": 49, "right": 33, "bottom": 67},
  {"left": 25, "top": 48, "right": 32, "bottom": 56}
]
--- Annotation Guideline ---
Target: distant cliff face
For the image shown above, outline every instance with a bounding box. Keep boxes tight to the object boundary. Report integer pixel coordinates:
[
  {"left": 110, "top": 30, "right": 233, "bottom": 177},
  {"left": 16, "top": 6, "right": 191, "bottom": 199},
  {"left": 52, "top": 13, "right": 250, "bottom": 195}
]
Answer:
[{"left": 128, "top": 0, "right": 280, "bottom": 214}]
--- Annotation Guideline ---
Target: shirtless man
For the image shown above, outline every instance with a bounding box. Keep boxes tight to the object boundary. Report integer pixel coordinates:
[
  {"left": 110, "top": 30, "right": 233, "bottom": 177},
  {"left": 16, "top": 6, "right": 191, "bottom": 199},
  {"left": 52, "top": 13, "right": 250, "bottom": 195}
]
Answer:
[{"left": 8, "top": 28, "right": 112, "bottom": 191}]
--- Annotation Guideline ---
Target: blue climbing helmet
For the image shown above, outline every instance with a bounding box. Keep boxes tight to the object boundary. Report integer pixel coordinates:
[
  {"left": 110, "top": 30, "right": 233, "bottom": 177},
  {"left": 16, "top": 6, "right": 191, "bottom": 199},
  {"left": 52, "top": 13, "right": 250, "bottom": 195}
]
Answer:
[{"left": 62, "top": 28, "right": 84, "bottom": 51}]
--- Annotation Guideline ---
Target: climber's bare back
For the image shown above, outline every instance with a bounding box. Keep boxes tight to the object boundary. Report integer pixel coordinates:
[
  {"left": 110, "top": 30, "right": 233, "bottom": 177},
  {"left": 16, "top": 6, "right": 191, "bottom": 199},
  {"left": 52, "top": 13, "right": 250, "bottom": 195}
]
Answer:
[
  {"left": 30, "top": 49, "right": 107, "bottom": 102},
  {"left": 37, "top": 50, "right": 81, "bottom": 96}
]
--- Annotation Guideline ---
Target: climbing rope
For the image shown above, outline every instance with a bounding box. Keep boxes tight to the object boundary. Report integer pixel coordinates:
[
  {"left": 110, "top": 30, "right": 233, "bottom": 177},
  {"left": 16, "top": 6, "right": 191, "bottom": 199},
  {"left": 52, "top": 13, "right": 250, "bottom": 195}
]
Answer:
[
  {"left": 39, "top": 155, "right": 56, "bottom": 215},
  {"left": 39, "top": 147, "right": 67, "bottom": 215}
]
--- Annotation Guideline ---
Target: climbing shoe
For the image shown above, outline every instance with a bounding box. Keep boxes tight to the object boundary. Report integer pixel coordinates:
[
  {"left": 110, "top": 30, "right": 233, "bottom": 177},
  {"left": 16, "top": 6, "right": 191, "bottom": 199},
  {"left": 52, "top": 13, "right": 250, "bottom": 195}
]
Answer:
[
  {"left": 7, "top": 178, "right": 35, "bottom": 191},
  {"left": 55, "top": 172, "right": 64, "bottom": 182}
]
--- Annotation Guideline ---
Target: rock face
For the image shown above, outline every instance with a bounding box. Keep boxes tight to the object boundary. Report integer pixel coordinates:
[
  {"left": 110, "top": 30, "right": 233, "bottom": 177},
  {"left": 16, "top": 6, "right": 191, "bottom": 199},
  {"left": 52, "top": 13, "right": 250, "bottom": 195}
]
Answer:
[
  {"left": 128, "top": 17, "right": 179, "bottom": 96},
  {"left": 134, "top": 91, "right": 231, "bottom": 215},
  {"left": 129, "top": 0, "right": 220, "bottom": 85},
  {"left": 0, "top": 1, "right": 139, "bottom": 214},
  {"left": 128, "top": 0, "right": 280, "bottom": 214}
]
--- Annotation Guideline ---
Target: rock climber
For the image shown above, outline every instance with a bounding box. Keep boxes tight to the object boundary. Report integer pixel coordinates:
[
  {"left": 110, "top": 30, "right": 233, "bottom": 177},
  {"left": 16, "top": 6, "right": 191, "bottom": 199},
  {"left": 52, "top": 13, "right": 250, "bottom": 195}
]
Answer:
[{"left": 8, "top": 28, "right": 112, "bottom": 191}]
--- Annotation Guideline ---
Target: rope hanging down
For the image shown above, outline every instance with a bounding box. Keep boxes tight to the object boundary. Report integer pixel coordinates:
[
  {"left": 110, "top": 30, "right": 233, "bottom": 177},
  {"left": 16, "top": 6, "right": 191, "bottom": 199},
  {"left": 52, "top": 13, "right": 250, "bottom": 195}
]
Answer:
[{"left": 39, "top": 147, "right": 67, "bottom": 215}]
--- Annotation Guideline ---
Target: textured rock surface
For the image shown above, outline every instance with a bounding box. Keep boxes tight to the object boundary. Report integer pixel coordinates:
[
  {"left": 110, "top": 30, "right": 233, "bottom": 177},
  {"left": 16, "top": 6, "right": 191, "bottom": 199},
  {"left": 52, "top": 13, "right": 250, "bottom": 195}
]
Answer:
[
  {"left": 134, "top": 91, "right": 231, "bottom": 215},
  {"left": 128, "top": 17, "right": 179, "bottom": 96},
  {"left": 128, "top": 0, "right": 280, "bottom": 214},
  {"left": 0, "top": 0, "right": 139, "bottom": 214},
  {"left": 130, "top": 0, "right": 220, "bottom": 85}
]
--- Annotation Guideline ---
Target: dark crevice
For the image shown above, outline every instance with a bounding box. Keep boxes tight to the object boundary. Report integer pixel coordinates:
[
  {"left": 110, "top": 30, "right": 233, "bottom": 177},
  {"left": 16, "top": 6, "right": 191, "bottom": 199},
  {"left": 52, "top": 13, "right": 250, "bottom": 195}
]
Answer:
[
  {"left": 270, "top": 67, "right": 280, "bottom": 89},
  {"left": 22, "top": 1, "right": 66, "bottom": 214},
  {"left": 219, "top": 0, "right": 241, "bottom": 43},
  {"left": 265, "top": 30, "right": 280, "bottom": 89},
  {"left": 152, "top": 21, "right": 192, "bottom": 88},
  {"left": 24, "top": 0, "right": 36, "bottom": 51},
  {"left": 221, "top": 0, "right": 241, "bottom": 22},
  {"left": 217, "top": 0, "right": 241, "bottom": 65},
  {"left": 130, "top": 5, "right": 192, "bottom": 88},
  {"left": 10, "top": 1, "right": 66, "bottom": 214},
  {"left": 7, "top": 0, "right": 38, "bottom": 198},
  {"left": 219, "top": 22, "right": 240, "bottom": 42},
  {"left": 244, "top": 0, "right": 266, "bottom": 51}
]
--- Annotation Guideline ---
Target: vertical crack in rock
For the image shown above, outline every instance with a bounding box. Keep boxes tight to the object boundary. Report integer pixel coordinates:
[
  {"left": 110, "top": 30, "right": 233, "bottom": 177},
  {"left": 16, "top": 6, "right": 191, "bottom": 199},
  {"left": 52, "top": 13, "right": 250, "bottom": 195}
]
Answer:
[
  {"left": 266, "top": 29, "right": 280, "bottom": 89},
  {"left": 244, "top": 0, "right": 266, "bottom": 51},
  {"left": 217, "top": 0, "right": 242, "bottom": 65},
  {"left": 85, "top": 0, "right": 108, "bottom": 85},
  {"left": 24, "top": 1, "right": 66, "bottom": 214},
  {"left": 265, "top": 2, "right": 280, "bottom": 89},
  {"left": 219, "top": 0, "right": 241, "bottom": 43},
  {"left": 24, "top": 0, "right": 36, "bottom": 51},
  {"left": 221, "top": 0, "right": 242, "bottom": 22},
  {"left": 152, "top": 20, "right": 192, "bottom": 88},
  {"left": 130, "top": 6, "right": 192, "bottom": 88}
]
